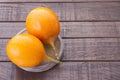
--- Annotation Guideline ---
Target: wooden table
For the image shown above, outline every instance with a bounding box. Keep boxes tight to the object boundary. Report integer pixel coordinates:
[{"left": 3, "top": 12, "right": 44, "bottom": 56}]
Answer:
[{"left": 0, "top": 0, "right": 120, "bottom": 80}]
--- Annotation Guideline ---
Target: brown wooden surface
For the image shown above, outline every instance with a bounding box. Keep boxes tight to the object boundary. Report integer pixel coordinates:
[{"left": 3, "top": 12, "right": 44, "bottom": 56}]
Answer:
[
  {"left": 0, "top": 0, "right": 120, "bottom": 80},
  {"left": 0, "top": 62, "right": 13, "bottom": 80},
  {"left": 1, "top": 62, "right": 120, "bottom": 80},
  {"left": 1, "top": 22, "right": 120, "bottom": 38},
  {"left": 1, "top": 38, "right": 120, "bottom": 61},
  {"left": 0, "top": 0, "right": 120, "bottom": 2},
  {"left": 0, "top": 2, "right": 120, "bottom": 21}
]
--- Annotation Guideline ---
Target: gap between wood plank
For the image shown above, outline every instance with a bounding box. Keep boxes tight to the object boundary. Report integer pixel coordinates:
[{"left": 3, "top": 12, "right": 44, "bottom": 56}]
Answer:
[
  {"left": 0, "top": 1, "right": 120, "bottom": 3},
  {"left": 62, "top": 37, "right": 120, "bottom": 39},
  {"left": 1, "top": 20, "right": 120, "bottom": 22},
  {"left": 2, "top": 37, "right": 120, "bottom": 39},
  {"left": 62, "top": 60, "right": 120, "bottom": 62},
  {"left": 1, "top": 60, "right": 120, "bottom": 62}
]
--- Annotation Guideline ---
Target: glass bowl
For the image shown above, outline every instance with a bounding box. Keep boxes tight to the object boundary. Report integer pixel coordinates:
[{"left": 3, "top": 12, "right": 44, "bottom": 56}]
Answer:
[{"left": 16, "top": 28, "right": 63, "bottom": 72}]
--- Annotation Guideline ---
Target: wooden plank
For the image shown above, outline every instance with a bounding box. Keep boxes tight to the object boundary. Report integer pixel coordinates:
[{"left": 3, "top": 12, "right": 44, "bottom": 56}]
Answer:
[
  {"left": 0, "top": 22, "right": 120, "bottom": 38},
  {"left": 1, "top": 38, "right": 120, "bottom": 61},
  {"left": 0, "top": 0, "right": 120, "bottom": 2},
  {"left": 0, "top": 3, "right": 120, "bottom": 21},
  {"left": 114, "top": 22, "right": 120, "bottom": 35},
  {"left": 0, "top": 62, "right": 13, "bottom": 80},
  {"left": 13, "top": 62, "right": 120, "bottom": 80},
  {"left": 0, "top": 39, "right": 9, "bottom": 61},
  {"left": 63, "top": 38, "right": 120, "bottom": 60},
  {"left": 0, "top": 22, "right": 24, "bottom": 38},
  {"left": 61, "top": 22, "right": 119, "bottom": 38}
]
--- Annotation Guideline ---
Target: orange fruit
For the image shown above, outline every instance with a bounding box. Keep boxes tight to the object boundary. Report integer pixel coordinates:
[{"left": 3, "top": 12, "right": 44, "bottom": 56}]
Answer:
[
  {"left": 26, "top": 7, "right": 60, "bottom": 44},
  {"left": 6, "top": 34, "right": 46, "bottom": 68}
]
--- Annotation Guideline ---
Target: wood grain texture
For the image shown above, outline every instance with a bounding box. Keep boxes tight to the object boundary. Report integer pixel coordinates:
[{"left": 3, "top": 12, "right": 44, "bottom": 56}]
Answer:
[
  {"left": 1, "top": 38, "right": 120, "bottom": 61},
  {"left": 1, "top": 62, "right": 120, "bottom": 80},
  {"left": 63, "top": 38, "right": 120, "bottom": 60},
  {"left": 0, "top": 22, "right": 120, "bottom": 38},
  {"left": 0, "top": 39, "right": 9, "bottom": 61},
  {"left": 0, "top": 0, "right": 120, "bottom": 2},
  {"left": 14, "top": 62, "right": 120, "bottom": 80},
  {"left": 0, "top": 0, "right": 120, "bottom": 80},
  {"left": 0, "top": 62, "right": 13, "bottom": 80},
  {"left": 0, "top": 2, "right": 120, "bottom": 21},
  {"left": 0, "top": 22, "right": 24, "bottom": 38}
]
